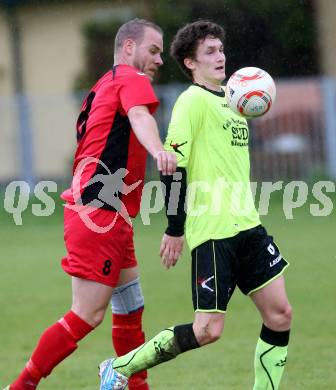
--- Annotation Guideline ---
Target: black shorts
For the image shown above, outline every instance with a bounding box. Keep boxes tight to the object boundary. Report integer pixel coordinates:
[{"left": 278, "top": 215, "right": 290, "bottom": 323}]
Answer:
[{"left": 191, "top": 225, "right": 289, "bottom": 313}]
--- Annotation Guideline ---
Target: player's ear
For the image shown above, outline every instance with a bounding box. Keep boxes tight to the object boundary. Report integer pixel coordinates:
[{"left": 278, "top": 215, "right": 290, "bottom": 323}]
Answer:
[
  {"left": 184, "top": 58, "right": 195, "bottom": 71},
  {"left": 124, "top": 38, "right": 136, "bottom": 55}
]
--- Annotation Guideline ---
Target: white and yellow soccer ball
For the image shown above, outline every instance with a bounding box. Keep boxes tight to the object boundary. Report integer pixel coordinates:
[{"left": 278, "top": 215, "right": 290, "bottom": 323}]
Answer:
[{"left": 226, "top": 67, "right": 276, "bottom": 118}]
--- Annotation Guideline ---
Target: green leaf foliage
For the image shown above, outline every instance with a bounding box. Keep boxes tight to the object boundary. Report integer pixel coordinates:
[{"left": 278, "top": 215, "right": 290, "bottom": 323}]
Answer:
[{"left": 74, "top": 0, "right": 318, "bottom": 90}]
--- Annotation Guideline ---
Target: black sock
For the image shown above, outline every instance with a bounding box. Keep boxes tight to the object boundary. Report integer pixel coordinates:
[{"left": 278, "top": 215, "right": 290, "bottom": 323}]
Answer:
[
  {"left": 174, "top": 323, "right": 200, "bottom": 352},
  {"left": 260, "top": 324, "right": 290, "bottom": 347}
]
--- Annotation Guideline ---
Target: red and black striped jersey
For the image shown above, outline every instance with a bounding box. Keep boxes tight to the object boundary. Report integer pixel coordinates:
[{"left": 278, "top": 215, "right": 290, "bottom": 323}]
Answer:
[{"left": 62, "top": 64, "right": 159, "bottom": 217}]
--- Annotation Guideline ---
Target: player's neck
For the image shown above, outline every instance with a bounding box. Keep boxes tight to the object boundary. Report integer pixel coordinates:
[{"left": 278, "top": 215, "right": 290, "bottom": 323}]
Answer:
[
  {"left": 114, "top": 54, "right": 134, "bottom": 68},
  {"left": 192, "top": 77, "right": 222, "bottom": 92}
]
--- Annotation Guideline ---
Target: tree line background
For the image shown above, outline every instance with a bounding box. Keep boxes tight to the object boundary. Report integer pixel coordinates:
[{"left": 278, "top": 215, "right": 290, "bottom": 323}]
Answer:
[{"left": 74, "top": 0, "right": 318, "bottom": 90}]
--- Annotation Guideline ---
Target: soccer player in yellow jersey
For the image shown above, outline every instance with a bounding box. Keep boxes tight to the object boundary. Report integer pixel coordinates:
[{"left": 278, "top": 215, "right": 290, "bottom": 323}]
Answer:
[{"left": 98, "top": 20, "right": 292, "bottom": 390}]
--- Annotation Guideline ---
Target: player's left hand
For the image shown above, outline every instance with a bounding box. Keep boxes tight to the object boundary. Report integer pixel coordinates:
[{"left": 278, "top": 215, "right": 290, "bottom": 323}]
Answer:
[{"left": 160, "top": 233, "right": 184, "bottom": 269}]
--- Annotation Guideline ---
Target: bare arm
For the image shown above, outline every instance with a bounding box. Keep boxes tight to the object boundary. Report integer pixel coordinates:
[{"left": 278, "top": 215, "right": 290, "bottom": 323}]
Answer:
[{"left": 128, "top": 105, "right": 176, "bottom": 175}]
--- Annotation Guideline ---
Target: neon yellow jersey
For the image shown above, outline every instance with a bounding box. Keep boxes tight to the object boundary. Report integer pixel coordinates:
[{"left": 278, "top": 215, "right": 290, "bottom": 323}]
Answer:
[{"left": 164, "top": 84, "right": 260, "bottom": 250}]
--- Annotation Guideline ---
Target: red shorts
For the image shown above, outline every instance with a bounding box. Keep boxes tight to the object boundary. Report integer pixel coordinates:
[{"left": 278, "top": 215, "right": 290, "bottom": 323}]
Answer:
[{"left": 61, "top": 205, "right": 137, "bottom": 287}]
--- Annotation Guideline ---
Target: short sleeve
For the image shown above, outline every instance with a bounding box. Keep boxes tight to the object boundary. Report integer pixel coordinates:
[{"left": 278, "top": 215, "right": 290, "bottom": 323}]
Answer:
[
  {"left": 119, "top": 74, "right": 159, "bottom": 114},
  {"left": 164, "top": 90, "right": 203, "bottom": 168}
]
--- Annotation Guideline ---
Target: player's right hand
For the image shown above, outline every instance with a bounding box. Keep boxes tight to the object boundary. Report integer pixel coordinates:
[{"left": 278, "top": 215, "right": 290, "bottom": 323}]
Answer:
[
  {"left": 160, "top": 233, "right": 184, "bottom": 269},
  {"left": 155, "top": 151, "right": 177, "bottom": 175}
]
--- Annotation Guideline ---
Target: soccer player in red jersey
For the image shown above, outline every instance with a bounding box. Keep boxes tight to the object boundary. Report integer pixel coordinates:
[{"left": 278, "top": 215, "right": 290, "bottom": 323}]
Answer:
[{"left": 4, "top": 19, "right": 176, "bottom": 390}]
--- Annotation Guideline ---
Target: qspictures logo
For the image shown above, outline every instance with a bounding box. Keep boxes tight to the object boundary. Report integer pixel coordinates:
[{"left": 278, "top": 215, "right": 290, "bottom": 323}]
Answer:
[
  {"left": 2, "top": 160, "right": 335, "bottom": 230},
  {"left": 66, "top": 157, "right": 142, "bottom": 233}
]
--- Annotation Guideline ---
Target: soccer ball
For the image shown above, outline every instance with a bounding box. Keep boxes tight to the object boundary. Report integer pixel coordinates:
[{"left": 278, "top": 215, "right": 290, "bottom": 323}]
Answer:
[{"left": 226, "top": 67, "right": 276, "bottom": 118}]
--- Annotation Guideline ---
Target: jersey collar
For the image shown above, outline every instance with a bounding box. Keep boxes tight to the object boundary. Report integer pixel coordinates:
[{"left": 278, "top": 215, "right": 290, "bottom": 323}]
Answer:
[{"left": 193, "top": 83, "right": 225, "bottom": 97}]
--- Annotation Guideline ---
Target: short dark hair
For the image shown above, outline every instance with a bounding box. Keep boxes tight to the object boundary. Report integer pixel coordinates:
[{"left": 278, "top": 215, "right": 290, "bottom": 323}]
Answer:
[
  {"left": 170, "top": 20, "right": 225, "bottom": 79},
  {"left": 114, "top": 18, "right": 162, "bottom": 52}
]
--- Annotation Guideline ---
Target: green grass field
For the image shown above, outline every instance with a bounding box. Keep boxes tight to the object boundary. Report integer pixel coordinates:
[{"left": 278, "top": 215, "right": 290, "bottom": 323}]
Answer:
[{"left": 0, "top": 197, "right": 335, "bottom": 389}]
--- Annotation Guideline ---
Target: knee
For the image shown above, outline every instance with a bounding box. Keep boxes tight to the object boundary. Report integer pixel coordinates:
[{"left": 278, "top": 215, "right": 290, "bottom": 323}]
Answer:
[
  {"left": 283, "top": 303, "right": 293, "bottom": 327},
  {"left": 193, "top": 318, "right": 224, "bottom": 346},
  {"left": 278, "top": 302, "right": 292, "bottom": 328},
  {"left": 89, "top": 309, "right": 106, "bottom": 328},
  {"left": 267, "top": 303, "right": 293, "bottom": 331},
  {"left": 205, "top": 326, "right": 222, "bottom": 344},
  {"left": 72, "top": 307, "right": 105, "bottom": 328}
]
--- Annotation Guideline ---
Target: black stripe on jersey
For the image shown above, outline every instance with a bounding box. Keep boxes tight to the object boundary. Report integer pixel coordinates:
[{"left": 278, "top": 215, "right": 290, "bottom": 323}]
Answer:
[
  {"left": 81, "top": 111, "right": 131, "bottom": 211},
  {"left": 112, "top": 65, "right": 118, "bottom": 79},
  {"left": 76, "top": 91, "right": 96, "bottom": 142}
]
